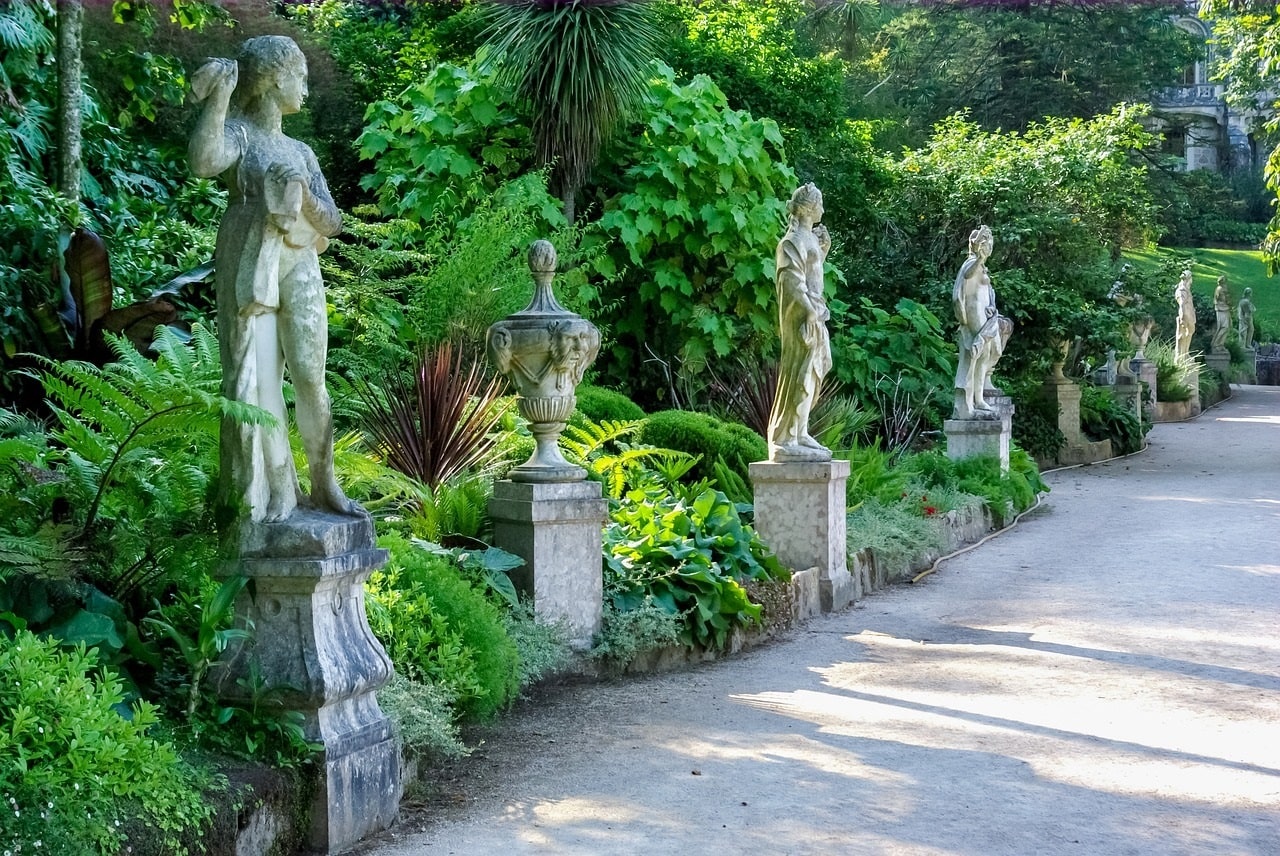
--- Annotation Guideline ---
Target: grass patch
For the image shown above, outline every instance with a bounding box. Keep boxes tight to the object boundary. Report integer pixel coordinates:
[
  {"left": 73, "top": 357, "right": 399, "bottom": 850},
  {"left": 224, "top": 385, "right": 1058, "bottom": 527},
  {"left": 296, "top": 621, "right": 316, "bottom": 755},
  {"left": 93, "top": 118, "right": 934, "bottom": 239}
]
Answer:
[{"left": 1124, "top": 245, "right": 1279, "bottom": 340}]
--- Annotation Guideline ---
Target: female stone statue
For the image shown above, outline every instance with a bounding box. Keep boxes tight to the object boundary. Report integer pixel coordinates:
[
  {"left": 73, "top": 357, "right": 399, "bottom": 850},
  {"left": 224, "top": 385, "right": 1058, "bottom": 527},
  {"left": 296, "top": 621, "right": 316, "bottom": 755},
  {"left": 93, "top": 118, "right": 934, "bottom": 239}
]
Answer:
[
  {"left": 767, "top": 183, "right": 833, "bottom": 462},
  {"left": 1174, "top": 270, "right": 1195, "bottom": 360},
  {"left": 1212, "top": 276, "right": 1231, "bottom": 353},
  {"left": 190, "top": 36, "right": 356, "bottom": 524},
  {"left": 1238, "top": 287, "right": 1256, "bottom": 350},
  {"left": 952, "top": 225, "right": 1007, "bottom": 419}
]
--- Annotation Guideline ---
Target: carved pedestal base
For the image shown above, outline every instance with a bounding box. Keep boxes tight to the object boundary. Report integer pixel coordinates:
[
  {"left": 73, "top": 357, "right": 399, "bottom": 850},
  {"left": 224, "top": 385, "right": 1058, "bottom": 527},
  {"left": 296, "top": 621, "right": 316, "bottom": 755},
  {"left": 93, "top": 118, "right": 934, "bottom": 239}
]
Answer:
[
  {"left": 944, "top": 411, "right": 1013, "bottom": 472},
  {"left": 749, "top": 460, "right": 855, "bottom": 612},
  {"left": 1132, "top": 358, "right": 1158, "bottom": 422},
  {"left": 1040, "top": 379, "right": 1112, "bottom": 464},
  {"left": 1113, "top": 377, "right": 1143, "bottom": 424},
  {"left": 1205, "top": 351, "right": 1231, "bottom": 376},
  {"left": 489, "top": 480, "right": 607, "bottom": 649},
  {"left": 219, "top": 512, "right": 398, "bottom": 854}
]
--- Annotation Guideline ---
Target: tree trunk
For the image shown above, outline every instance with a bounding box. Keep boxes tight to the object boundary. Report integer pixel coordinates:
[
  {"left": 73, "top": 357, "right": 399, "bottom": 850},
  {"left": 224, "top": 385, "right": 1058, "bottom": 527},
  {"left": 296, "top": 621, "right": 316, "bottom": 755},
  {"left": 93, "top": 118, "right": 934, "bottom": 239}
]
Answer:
[{"left": 56, "top": 0, "right": 83, "bottom": 205}]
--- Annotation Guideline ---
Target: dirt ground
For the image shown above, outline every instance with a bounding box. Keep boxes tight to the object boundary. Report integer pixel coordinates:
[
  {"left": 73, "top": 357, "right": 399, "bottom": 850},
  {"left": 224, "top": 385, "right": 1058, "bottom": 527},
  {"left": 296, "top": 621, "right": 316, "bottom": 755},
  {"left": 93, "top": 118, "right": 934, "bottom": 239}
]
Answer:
[{"left": 357, "top": 386, "right": 1280, "bottom": 856}]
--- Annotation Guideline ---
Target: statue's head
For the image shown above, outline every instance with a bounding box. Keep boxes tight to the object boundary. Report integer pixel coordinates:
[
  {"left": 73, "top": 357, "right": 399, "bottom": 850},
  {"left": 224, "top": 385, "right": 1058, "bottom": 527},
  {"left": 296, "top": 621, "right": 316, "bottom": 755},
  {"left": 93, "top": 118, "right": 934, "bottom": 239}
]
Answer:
[
  {"left": 234, "top": 36, "right": 307, "bottom": 115},
  {"left": 969, "top": 225, "right": 993, "bottom": 259},
  {"left": 787, "top": 183, "right": 823, "bottom": 224},
  {"left": 1245, "top": 287, "right": 1253, "bottom": 298}
]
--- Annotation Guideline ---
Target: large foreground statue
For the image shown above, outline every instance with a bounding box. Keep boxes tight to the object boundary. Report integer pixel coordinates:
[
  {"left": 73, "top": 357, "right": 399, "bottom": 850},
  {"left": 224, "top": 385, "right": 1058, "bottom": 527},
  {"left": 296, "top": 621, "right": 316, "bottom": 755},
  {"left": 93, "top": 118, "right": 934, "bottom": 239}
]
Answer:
[
  {"left": 952, "top": 225, "right": 1009, "bottom": 418},
  {"left": 767, "top": 183, "right": 833, "bottom": 462},
  {"left": 190, "top": 36, "right": 357, "bottom": 525}
]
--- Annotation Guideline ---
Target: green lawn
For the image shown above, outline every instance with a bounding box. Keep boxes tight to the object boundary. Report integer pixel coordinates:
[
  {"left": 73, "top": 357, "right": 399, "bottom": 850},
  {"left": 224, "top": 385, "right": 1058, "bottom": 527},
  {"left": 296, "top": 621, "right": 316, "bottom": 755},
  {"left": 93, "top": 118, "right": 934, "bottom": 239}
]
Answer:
[{"left": 1124, "top": 246, "right": 1279, "bottom": 341}]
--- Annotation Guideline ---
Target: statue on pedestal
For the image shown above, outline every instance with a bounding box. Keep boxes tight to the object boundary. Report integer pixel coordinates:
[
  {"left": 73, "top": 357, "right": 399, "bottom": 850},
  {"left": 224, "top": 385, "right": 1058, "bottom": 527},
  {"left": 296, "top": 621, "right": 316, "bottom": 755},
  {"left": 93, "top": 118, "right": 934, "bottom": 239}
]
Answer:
[
  {"left": 766, "top": 183, "right": 833, "bottom": 462},
  {"left": 952, "top": 225, "right": 1010, "bottom": 419},
  {"left": 189, "top": 36, "right": 358, "bottom": 526},
  {"left": 1174, "top": 270, "right": 1195, "bottom": 360},
  {"left": 1238, "top": 287, "right": 1256, "bottom": 350},
  {"left": 1212, "top": 276, "right": 1231, "bottom": 353}
]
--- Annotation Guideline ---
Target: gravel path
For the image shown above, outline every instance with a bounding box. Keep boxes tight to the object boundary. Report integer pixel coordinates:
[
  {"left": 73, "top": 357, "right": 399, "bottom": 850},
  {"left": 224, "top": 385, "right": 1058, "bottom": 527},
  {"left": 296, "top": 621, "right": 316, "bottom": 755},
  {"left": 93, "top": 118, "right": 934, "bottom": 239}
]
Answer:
[{"left": 361, "top": 386, "right": 1280, "bottom": 856}]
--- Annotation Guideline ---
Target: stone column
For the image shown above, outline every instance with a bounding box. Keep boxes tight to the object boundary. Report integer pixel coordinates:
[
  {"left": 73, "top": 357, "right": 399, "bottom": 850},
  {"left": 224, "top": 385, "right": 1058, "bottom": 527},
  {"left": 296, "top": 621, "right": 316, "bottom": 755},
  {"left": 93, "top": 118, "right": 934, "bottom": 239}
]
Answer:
[
  {"left": 1040, "top": 377, "right": 1111, "bottom": 465},
  {"left": 1133, "top": 357, "right": 1158, "bottom": 422},
  {"left": 944, "top": 411, "right": 1013, "bottom": 472},
  {"left": 750, "top": 459, "right": 856, "bottom": 612},
  {"left": 218, "top": 511, "right": 398, "bottom": 854},
  {"left": 489, "top": 480, "right": 607, "bottom": 649}
]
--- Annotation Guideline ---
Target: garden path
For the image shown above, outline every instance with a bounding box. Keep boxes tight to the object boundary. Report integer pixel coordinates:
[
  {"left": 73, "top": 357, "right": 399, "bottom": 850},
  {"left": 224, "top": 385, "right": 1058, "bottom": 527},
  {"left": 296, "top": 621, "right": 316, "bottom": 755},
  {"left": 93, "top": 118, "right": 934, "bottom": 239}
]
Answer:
[{"left": 359, "top": 385, "right": 1280, "bottom": 856}]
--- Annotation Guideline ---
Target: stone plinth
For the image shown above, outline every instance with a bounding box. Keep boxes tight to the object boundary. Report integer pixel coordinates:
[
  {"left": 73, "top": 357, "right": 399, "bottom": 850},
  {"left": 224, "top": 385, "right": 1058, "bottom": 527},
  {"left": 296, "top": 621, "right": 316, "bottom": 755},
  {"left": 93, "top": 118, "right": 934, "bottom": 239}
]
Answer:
[
  {"left": 489, "top": 479, "right": 607, "bottom": 649},
  {"left": 749, "top": 459, "right": 855, "bottom": 612},
  {"left": 1205, "top": 351, "right": 1231, "bottom": 376},
  {"left": 1155, "top": 363, "right": 1201, "bottom": 422},
  {"left": 1112, "top": 377, "right": 1142, "bottom": 424},
  {"left": 1132, "top": 358, "right": 1158, "bottom": 421},
  {"left": 1242, "top": 347, "right": 1257, "bottom": 383},
  {"left": 944, "top": 399, "right": 1013, "bottom": 472},
  {"left": 219, "top": 511, "right": 398, "bottom": 855},
  {"left": 1040, "top": 378, "right": 1112, "bottom": 465}
]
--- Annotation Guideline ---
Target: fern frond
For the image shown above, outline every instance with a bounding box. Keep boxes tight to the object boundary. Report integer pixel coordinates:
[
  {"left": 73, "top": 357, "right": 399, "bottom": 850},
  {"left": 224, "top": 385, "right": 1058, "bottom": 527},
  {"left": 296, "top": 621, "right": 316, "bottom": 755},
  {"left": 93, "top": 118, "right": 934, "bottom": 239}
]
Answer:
[{"left": 561, "top": 417, "right": 645, "bottom": 459}]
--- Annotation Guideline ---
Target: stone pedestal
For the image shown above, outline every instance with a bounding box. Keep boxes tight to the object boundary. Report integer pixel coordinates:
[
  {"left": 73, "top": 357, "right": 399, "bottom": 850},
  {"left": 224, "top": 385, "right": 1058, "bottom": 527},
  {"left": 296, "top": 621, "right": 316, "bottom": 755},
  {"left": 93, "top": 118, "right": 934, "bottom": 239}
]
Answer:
[
  {"left": 1040, "top": 378, "right": 1111, "bottom": 465},
  {"left": 944, "top": 412, "right": 1012, "bottom": 472},
  {"left": 1132, "top": 358, "right": 1157, "bottom": 422},
  {"left": 1112, "top": 377, "right": 1142, "bottom": 424},
  {"left": 749, "top": 460, "right": 855, "bottom": 612},
  {"left": 219, "top": 511, "right": 398, "bottom": 854},
  {"left": 489, "top": 479, "right": 607, "bottom": 649},
  {"left": 1242, "top": 347, "right": 1257, "bottom": 383},
  {"left": 1205, "top": 351, "right": 1231, "bottom": 376}
]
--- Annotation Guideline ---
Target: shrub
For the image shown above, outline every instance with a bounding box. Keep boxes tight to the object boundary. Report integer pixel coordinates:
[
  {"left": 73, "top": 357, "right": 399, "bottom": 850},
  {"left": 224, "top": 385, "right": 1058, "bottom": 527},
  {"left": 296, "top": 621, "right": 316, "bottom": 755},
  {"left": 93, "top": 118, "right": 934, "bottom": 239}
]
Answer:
[
  {"left": 638, "top": 409, "right": 766, "bottom": 489},
  {"left": 1145, "top": 338, "right": 1195, "bottom": 403},
  {"left": 0, "top": 632, "right": 211, "bottom": 854},
  {"left": 589, "top": 598, "right": 682, "bottom": 673},
  {"left": 376, "top": 673, "right": 467, "bottom": 762},
  {"left": 604, "top": 483, "right": 787, "bottom": 650},
  {"left": 1079, "top": 384, "right": 1146, "bottom": 455},
  {"left": 573, "top": 385, "right": 646, "bottom": 424},
  {"left": 366, "top": 534, "right": 519, "bottom": 720}
]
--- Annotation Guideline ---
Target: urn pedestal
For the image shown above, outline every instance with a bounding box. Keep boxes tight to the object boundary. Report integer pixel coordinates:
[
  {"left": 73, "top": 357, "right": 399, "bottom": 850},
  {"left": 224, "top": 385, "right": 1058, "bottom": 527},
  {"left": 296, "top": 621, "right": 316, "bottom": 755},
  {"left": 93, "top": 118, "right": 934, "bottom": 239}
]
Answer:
[{"left": 486, "top": 240, "right": 605, "bottom": 645}]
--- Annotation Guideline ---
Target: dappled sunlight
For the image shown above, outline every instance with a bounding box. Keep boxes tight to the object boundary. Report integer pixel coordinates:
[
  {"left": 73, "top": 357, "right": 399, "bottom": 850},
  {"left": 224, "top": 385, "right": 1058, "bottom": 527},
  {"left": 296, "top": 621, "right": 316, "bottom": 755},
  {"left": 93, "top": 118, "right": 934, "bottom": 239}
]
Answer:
[
  {"left": 496, "top": 797, "right": 655, "bottom": 848},
  {"left": 718, "top": 630, "right": 1280, "bottom": 810},
  {"left": 650, "top": 730, "right": 910, "bottom": 787},
  {"left": 1215, "top": 415, "right": 1280, "bottom": 425},
  {"left": 1224, "top": 563, "right": 1280, "bottom": 576}
]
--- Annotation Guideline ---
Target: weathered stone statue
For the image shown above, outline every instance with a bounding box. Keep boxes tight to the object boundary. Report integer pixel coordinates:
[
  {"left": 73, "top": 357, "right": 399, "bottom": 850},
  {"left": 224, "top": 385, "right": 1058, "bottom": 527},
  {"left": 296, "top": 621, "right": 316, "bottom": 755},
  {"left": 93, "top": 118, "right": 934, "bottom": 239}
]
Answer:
[
  {"left": 953, "top": 225, "right": 1009, "bottom": 419},
  {"left": 1175, "top": 269, "right": 1195, "bottom": 360},
  {"left": 1212, "top": 276, "right": 1231, "bottom": 353},
  {"left": 190, "top": 36, "right": 356, "bottom": 526},
  {"left": 1238, "top": 287, "right": 1256, "bottom": 350},
  {"left": 767, "top": 183, "right": 833, "bottom": 462}
]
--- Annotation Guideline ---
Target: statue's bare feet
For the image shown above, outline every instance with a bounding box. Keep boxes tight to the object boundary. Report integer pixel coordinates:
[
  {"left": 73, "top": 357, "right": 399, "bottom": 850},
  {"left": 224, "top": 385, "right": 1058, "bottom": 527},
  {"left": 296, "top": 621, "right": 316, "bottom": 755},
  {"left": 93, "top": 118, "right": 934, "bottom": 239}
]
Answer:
[
  {"left": 800, "top": 433, "right": 825, "bottom": 450},
  {"left": 311, "top": 479, "right": 365, "bottom": 518},
  {"left": 263, "top": 493, "right": 296, "bottom": 523}
]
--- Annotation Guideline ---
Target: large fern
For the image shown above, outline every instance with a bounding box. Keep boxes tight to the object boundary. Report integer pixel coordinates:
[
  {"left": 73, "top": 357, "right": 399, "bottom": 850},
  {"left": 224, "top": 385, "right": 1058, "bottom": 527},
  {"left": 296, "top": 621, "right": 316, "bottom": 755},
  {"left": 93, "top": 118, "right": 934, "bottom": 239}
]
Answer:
[
  {"left": 561, "top": 418, "right": 697, "bottom": 499},
  {"left": 28, "top": 325, "right": 269, "bottom": 596}
]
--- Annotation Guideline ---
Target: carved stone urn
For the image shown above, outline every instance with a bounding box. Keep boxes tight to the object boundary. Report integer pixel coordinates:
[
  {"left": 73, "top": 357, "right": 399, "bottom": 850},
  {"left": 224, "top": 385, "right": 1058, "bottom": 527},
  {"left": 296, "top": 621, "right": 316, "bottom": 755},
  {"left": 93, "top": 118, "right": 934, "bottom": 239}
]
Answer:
[{"left": 487, "top": 240, "right": 600, "bottom": 483}]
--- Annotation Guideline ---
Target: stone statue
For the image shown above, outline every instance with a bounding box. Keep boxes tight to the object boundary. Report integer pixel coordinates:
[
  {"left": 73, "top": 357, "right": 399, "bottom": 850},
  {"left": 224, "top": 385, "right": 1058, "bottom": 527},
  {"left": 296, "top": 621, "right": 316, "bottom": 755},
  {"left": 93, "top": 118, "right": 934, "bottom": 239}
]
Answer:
[
  {"left": 953, "top": 225, "right": 1009, "bottom": 419},
  {"left": 1238, "top": 287, "right": 1256, "bottom": 350},
  {"left": 189, "top": 36, "right": 357, "bottom": 525},
  {"left": 1212, "top": 275, "right": 1231, "bottom": 353},
  {"left": 1174, "top": 269, "right": 1195, "bottom": 360},
  {"left": 766, "top": 183, "right": 833, "bottom": 462}
]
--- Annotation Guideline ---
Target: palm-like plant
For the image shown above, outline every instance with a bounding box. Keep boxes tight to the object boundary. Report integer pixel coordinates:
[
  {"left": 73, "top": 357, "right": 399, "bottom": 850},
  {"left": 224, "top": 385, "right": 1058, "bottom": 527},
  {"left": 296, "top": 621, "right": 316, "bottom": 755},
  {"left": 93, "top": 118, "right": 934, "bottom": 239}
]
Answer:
[{"left": 480, "top": 0, "right": 661, "bottom": 221}]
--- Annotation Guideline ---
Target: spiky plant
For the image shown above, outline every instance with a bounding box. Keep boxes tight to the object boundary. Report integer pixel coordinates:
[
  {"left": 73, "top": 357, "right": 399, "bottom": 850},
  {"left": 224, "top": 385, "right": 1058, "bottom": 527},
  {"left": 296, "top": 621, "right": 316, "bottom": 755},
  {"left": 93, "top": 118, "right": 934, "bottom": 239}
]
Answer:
[
  {"left": 353, "top": 341, "right": 509, "bottom": 490},
  {"left": 480, "top": 0, "right": 662, "bottom": 221}
]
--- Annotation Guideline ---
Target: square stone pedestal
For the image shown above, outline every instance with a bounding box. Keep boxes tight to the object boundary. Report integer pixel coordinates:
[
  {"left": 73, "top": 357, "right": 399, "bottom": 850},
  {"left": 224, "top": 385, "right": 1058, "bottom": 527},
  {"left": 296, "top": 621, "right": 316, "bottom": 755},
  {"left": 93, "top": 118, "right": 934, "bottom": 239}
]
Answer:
[
  {"left": 489, "top": 479, "right": 607, "bottom": 649},
  {"left": 1205, "top": 350, "right": 1231, "bottom": 376},
  {"left": 1040, "top": 378, "right": 1112, "bottom": 465},
  {"left": 1132, "top": 358, "right": 1157, "bottom": 422},
  {"left": 944, "top": 401, "right": 1013, "bottom": 472},
  {"left": 220, "top": 511, "right": 399, "bottom": 854},
  {"left": 749, "top": 459, "right": 855, "bottom": 612},
  {"left": 1112, "top": 377, "right": 1142, "bottom": 424}
]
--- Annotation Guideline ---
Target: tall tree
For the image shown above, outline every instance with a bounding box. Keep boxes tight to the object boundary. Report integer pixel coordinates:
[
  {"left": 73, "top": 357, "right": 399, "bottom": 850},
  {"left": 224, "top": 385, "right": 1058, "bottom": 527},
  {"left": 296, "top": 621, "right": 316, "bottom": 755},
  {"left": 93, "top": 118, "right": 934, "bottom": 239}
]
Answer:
[
  {"left": 479, "top": 0, "right": 662, "bottom": 222},
  {"left": 865, "top": 0, "right": 1199, "bottom": 138}
]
